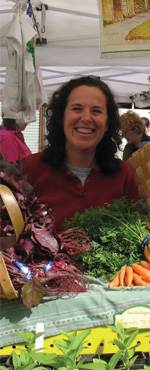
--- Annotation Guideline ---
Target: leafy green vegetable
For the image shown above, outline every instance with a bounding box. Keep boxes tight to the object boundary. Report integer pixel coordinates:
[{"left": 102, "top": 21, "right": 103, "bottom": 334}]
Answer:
[
  {"left": 1, "top": 326, "right": 148, "bottom": 370},
  {"left": 21, "top": 277, "right": 45, "bottom": 308},
  {"left": 63, "top": 198, "right": 149, "bottom": 282}
]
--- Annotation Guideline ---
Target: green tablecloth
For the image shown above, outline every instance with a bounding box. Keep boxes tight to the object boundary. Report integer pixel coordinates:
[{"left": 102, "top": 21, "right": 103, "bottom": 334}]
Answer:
[{"left": 0, "top": 277, "right": 150, "bottom": 347}]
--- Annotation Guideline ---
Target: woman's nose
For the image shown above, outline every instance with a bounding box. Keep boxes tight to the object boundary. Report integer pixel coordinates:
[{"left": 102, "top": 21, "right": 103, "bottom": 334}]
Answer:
[{"left": 81, "top": 109, "right": 92, "bottom": 122}]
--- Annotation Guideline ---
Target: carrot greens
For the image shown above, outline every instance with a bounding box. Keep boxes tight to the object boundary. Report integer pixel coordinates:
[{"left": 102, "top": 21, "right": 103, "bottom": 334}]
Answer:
[{"left": 63, "top": 198, "right": 149, "bottom": 282}]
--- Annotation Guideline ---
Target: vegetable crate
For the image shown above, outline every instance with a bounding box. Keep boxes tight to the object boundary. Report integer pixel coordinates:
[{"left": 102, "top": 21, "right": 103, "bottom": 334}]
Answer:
[{"left": 0, "top": 327, "right": 150, "bottom": 357}]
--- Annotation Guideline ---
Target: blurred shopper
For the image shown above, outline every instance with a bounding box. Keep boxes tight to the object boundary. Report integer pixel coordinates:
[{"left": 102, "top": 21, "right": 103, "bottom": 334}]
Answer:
[
  {"left": 0, "top": 117, "right": 31, "bottom": 162},
  {"left": 120, "top": 110, "right": 150, "bottom": 161},
  {"left": 141, "top": 117, "right": 150, "bottom": 136}
]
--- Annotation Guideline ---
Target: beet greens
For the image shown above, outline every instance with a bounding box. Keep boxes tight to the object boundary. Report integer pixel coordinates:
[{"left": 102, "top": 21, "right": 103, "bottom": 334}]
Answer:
[{"left": 0, "top": 160, "right": 90, "bottom": 308}]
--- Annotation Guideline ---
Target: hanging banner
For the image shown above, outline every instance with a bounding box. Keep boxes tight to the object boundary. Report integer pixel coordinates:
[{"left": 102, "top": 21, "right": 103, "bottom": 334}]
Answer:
[{"left": 99, "top": 0, "right": 150, "bottom": 58}]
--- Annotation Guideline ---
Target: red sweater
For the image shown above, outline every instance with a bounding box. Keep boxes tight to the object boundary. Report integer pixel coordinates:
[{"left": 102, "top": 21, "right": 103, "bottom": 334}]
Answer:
[{"left": 23, "top": 153, "right": 140, "bottom": 232}]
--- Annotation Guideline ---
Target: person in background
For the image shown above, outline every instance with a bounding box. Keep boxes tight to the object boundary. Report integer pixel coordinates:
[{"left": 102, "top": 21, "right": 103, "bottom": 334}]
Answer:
[
  {"left": 0, "top": 117, "right": 31, "bottom": 162},
  {"left": 120, "top": 110, "right": 150, "bottom": 161},
  {"left": 23, "top": 75, "right": 140, "bottom": 232},
  {"left": 141, "top": 116, "right": 150, "bottom": 136}
]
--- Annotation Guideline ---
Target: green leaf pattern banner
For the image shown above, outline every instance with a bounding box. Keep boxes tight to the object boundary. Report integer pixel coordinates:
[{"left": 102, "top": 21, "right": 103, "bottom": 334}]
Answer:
[{"left": 99, "top": 0, "right": 150, "bottom": 58}]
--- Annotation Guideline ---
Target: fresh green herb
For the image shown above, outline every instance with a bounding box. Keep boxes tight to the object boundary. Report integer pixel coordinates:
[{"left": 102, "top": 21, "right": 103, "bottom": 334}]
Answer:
[
  {"left": 109, "top": 322, "right": 140, "bottom": 370},
  {"left": 2, "top": 325, "right": 149, "bottom": 370},
  {"left": 0, "top": 331, "right": 49, "bottom": 370},
  {"left": 63, "top": 198, "right": 149, "bottom": 282}
]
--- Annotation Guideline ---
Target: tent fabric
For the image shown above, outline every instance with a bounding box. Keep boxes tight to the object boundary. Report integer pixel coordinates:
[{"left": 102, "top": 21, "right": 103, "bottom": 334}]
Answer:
[
  {"left": 1, "top": 65, "right": 150, "bottom": 105},
  {"left": 0, "top": 1, "right": 150, "bottom": 106},
  {"left": 0, "top": 0, "right": 150, "bottom": 66}
]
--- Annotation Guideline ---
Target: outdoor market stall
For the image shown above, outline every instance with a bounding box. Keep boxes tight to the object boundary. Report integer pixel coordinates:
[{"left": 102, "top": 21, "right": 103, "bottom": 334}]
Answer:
[
  {"left": 0, "top": 1, "right": 150, "bottom": 368},
  {"left": 0, "top": 144, "right": 150, "bottom": 365}
]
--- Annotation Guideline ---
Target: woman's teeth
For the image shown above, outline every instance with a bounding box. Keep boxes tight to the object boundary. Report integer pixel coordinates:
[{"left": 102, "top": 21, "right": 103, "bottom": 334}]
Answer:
[{"left": 75, "top": 128, "right": 94, "bottom": 134}]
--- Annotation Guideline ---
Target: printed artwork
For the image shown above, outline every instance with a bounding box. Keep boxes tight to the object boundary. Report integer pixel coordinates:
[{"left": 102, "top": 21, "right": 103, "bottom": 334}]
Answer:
[{"left": 99, "top": 0, "right": 150, "bottom": 57}]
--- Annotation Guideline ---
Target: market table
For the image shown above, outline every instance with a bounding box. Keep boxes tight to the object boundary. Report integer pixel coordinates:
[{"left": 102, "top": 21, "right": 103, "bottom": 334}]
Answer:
[{"left": 0, "top": 277, "right": 150, "bottom": 355}]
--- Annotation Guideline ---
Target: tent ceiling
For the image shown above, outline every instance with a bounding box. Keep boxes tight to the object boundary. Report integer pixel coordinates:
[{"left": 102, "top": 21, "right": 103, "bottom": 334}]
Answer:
[
  {"left": 0, "top": 65, "right": 150, "bottom": 104},
  {"left": 39, "top": 66, "right": 150, "bottom": 104}
]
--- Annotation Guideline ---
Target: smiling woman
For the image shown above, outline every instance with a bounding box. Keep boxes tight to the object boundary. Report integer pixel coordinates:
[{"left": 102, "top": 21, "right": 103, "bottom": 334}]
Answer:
[
  {"left": 63, "top": 85, "right": 108, "bottom": 167},
  {"left": 23, "top": 75, "right": 140, "bottom": 232}
]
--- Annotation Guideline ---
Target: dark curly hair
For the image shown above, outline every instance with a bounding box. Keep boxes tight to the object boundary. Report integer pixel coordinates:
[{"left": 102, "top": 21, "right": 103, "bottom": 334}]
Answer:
[{"left": 42, "top": 75, "right": 122, "bottom": 175}]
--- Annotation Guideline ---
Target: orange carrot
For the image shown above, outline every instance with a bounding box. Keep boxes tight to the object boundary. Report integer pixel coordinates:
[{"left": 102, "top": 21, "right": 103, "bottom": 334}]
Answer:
[
  {"left": 124, "top": 266, "right": 133, "bottom": 286},
  {"left": 108, "top": 273, "right": 120, "bottom": 288},
  {"left": 133, "top": 272, "right": 146, "bottom": 286},
  {"left": 132, "top": 263, "right": 150, "bottom": 281},
  {"left": 140, "top": 260, "right": 150, "bottom": 270},
  {"left": 119, "top": 265, "right": 126, "bottom": 286},
  {"left": 144, "top": 247, "right": 150, "bottom": 262},
  {"left": 142, "top": 277, "right": 150, "bottom": 283},
  {"left": 130, "top": 282, "right": 134, "bottom": 287},
  {"left": 148, "top": 243, "right": 150, "bottom": 251}
]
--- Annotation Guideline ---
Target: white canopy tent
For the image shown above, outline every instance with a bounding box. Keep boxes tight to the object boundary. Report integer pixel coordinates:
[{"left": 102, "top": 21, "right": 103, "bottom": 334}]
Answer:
[
  {"left": 0, "top": 0, "right": 150, "bottom": 105},
  {"left": 0, "top": 65, "right": 150, "bottom": 105}
]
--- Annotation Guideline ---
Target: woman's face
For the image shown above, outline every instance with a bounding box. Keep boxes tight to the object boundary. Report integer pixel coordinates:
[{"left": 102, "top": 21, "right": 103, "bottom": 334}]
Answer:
[
  {"left": 122, "top": 129, "right": 141, "bottom": 146},
  {"left": 16, "top": 123, "right": 27, "bottom": 132},
  {"left": 63, "top": 85, "right": 108, "bottom": 155}
]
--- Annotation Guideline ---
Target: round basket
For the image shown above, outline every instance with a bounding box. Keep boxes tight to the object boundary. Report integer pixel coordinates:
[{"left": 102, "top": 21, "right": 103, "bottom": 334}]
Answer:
[
  {"left": 127, "top": 143, "right": 150, "bottom": 210},
  {"left": 0, "top": 184, "right": 24, "bottom": 299}
]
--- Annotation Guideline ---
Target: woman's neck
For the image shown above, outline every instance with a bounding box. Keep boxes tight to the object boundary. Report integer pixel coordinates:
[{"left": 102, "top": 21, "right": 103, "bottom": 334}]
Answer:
[
  {"left": 133, "top": 133, "right": 143, "bottom": 147},
  {"left": 66, "top": 150, "right": 95, "bottom": 168}
]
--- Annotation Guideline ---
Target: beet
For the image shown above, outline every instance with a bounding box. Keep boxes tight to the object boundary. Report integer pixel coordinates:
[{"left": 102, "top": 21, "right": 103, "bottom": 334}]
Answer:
[{"left": 0, "top": 160, "right": 90, "bottom": 308}]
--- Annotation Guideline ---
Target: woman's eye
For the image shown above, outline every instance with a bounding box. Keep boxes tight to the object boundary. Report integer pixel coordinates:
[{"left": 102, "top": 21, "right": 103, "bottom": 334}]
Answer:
[
  {"left": 72, "top": 107, "right": 81, "bottom": 112},
  {"left": 92, "top": 109, "right": 101, "bottom": 114}
]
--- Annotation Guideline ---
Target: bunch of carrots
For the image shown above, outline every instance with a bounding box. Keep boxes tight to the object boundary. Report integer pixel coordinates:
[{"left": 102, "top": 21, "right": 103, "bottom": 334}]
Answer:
[{"left": 108, "top": 245, "right": 150, "bottom": 287}]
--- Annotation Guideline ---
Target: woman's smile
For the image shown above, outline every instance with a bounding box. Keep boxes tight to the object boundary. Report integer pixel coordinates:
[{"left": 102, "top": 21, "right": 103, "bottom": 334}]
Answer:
[{"left": 74, "top": 127, "right": 96, "bottom": 134}]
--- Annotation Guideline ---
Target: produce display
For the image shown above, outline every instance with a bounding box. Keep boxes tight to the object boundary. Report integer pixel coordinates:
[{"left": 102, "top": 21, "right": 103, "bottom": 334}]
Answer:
[
  {"left": 0, "top": 161, "right": 90, "bottom": 308},
  {"left": 108, "top": 261, "right": 150, "bottom": 287},
  {"left": 1, "top": 160, "right": 150, "bottom": 310},
  {"left": 63, "top": 198, "right": 150, "bottom": 284}
]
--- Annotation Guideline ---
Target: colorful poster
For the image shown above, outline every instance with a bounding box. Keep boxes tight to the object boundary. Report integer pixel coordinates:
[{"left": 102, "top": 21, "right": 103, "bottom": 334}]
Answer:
[{"left": 99, "top": 0, "right": 150, "bottom": 58}]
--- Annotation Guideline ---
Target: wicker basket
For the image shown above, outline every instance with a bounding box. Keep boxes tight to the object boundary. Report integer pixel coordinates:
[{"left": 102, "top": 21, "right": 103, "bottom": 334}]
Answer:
[
  {"left": 127, "top": 143, "right": 150, "bottom": 210},
  {"left": 0, "top": 185, "right": 24, "bottom": 299}
]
